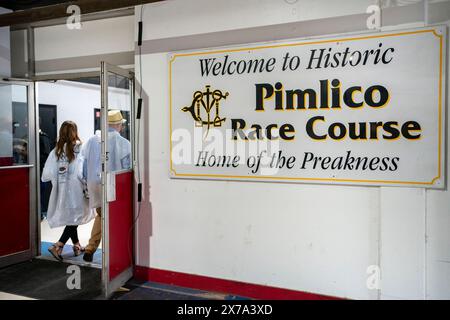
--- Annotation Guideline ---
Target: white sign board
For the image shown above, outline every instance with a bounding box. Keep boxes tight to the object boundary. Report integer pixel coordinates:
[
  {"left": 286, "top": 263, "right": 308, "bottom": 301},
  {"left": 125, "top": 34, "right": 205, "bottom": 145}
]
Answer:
[{"left": 169, "top": 26, "right": 446, "bottom": 188}]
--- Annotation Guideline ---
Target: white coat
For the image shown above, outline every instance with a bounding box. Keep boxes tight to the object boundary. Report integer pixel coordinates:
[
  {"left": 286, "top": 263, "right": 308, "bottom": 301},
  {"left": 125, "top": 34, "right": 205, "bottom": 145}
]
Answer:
[
  {"left": 81, "top": 129, "right": 131, "bottom": 209},
  {"left": 42, "top": 142, "right": 95, "bottom": 228}
]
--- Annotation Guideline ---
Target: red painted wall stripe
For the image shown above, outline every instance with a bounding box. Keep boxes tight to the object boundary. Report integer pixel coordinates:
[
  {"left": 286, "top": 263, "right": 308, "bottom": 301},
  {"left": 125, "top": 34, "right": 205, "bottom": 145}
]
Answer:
[{"left": 134, "top": 266, "right": 343, "bottom": 300}]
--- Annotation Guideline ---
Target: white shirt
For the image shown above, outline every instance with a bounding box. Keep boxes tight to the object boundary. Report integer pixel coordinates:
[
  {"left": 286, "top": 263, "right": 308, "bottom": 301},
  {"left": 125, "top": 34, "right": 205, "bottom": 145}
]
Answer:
[{"left": 81, "top": 128, "right": 131, "bottom": 209}]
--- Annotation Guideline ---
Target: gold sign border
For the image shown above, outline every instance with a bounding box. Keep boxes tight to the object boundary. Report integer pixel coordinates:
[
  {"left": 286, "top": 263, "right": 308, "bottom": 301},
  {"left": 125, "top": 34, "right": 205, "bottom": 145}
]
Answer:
[{"left": 169, "top": 27, "right": 445, "bottom": 186}]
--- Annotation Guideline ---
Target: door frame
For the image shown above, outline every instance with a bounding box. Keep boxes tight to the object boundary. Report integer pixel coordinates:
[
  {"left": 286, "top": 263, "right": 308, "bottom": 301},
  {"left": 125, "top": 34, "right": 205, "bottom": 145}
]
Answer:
[
  {"left": 1, "top": 69, "right": 137, "bottom": 296},
  {"left": 0, "top": 79, "right": 38, "bottom": 268},
  {"left": 33, "top": 70, "right": 135, "bottom": 266},
  {"left": 100, "top": 61, "right": 135, "bottom": 298},
  {"left": 33, "top": 71, "right": 108, "bottom": 261}
]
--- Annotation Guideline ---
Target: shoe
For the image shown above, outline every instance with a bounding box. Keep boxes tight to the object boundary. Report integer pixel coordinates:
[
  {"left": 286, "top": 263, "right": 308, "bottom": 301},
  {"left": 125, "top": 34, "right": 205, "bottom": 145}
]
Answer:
[
  {"left": 73, "top": 243, "right": 85, "bottom": 257},
  {"left": 48, "top": 244, "right": 63, "bottom": 262},
  {"left": 83, "top": 252, "right": 93, "bottom": 262}
]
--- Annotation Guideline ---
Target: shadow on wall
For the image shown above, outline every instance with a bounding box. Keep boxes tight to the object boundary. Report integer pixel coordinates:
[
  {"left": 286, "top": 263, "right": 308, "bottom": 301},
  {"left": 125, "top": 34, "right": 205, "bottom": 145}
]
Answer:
[{"left": 135, "top": 79, "right": 152, "bottom": 267}]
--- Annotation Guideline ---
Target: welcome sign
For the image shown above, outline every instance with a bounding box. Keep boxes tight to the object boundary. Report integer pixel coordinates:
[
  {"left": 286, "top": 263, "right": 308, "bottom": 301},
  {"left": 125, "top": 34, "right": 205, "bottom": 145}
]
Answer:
[{"left": 169, "top": 26, "right": 446, "bottom": 188}]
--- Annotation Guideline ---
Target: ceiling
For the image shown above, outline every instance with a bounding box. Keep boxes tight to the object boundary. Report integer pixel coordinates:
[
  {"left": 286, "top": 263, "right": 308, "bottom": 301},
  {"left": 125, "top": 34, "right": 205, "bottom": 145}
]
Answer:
[{"left": 1, "top": 0, "right": 71, "bottom": 11}]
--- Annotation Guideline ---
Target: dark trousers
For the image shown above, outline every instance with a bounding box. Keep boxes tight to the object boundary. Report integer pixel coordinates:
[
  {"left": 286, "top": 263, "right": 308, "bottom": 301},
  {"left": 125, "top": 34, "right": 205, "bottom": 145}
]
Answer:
[
  {"left": 40, "top": 181, "right": 52, "bottom": 217},
  {"left": 58, "top": 226, "right": 79, "bottom": 245}
]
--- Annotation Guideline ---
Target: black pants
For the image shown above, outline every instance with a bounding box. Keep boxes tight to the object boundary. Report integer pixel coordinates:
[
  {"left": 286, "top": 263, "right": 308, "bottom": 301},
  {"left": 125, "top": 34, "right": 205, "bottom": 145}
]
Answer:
[{"left": 58, "top": 226, "right": 79, "bottom": 245}]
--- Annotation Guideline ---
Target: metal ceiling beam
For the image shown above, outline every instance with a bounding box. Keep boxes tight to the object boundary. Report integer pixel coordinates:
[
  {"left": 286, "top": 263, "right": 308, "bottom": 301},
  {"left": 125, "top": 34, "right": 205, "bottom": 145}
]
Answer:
[{"left": 0, "top": 0, "right": 164, "bottom": 27}]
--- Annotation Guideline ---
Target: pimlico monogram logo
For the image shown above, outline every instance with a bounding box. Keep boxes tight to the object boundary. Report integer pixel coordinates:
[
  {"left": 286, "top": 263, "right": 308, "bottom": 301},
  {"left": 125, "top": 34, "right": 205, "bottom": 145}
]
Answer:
[
  {"left": 174, "top": 84, "right": 281, "bottom": 176},
  {"left": 181, "top": 85, "right": 229, "bottom": 138}
]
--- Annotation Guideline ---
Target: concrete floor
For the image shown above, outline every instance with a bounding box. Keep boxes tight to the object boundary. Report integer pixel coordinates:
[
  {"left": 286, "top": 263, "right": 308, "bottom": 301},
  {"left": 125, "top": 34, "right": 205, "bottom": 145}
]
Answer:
[
  {"left": 0, "top": 259, "right": 249, "bottom": 300},
  {"left": 0, "top": 218, "right": 247, "bottom": 300},
  {"left": 0, "top": 292, "right": 35, "bottom": 300}
]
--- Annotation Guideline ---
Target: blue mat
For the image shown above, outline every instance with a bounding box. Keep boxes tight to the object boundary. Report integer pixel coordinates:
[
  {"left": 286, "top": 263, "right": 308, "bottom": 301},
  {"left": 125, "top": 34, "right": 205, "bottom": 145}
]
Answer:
[{"left": 41, "top": 241, "right": 102, "bottom": 265}]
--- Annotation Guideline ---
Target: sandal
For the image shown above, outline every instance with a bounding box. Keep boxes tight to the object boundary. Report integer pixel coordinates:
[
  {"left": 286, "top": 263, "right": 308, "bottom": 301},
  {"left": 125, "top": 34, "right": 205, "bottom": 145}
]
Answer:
[
  {"left": 73, "top": 243, "right": 85, "bottom": 257},
  {"left": 48, "top": 243, "right": 64, "bottom": 262}
]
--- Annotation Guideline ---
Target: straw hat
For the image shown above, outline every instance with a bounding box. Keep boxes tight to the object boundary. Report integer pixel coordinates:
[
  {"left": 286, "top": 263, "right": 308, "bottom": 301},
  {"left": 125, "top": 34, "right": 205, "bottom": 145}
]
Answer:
[{"left": 108, "top": 110, "right": 126, "bottom": 125}]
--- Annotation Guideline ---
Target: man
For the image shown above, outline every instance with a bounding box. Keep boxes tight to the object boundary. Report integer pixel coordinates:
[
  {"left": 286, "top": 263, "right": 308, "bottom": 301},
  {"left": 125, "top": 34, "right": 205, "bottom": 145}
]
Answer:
[{"left": 82, "top": 110, "right": 131, "bottom": 262}]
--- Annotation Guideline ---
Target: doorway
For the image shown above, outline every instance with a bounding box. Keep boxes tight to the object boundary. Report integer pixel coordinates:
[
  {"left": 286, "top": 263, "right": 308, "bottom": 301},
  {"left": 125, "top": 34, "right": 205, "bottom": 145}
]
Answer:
[
  {"left": 37, "top": 79, "right": 104, "bottom": 268},
  {"left": 0, "top": 64, "right": 135, "bottom": 299},
  {"left": 36, "top": 74, "right": 134, "bottom": 272},
  {"left": 38, "top": 104, "right": 55, "bottom": 221},
  {"left": 39, "top": 104, "right": 57, "bottom": 149}
]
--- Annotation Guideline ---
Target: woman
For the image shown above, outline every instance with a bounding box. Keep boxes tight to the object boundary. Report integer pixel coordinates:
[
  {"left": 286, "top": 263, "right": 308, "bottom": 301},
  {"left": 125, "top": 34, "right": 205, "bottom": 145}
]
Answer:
[{"left": 42, "top": 121, "right": 95, "bottom": 261}]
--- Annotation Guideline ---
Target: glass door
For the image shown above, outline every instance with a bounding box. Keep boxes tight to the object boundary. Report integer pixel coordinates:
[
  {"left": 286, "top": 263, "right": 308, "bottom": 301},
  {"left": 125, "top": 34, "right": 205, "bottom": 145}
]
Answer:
[
  {"left": 0, "top": 81, "right": 38, "bottom": 268},
  {"left": 100, "top": 62, "right": 135, "bottom": 298}
]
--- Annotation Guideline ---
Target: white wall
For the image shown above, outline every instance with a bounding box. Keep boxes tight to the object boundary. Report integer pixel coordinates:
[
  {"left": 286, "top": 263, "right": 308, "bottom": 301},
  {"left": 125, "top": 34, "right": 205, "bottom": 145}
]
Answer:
[
  {"left": 23, "top": 0, "right": 450, "bottom": 300},
  {"left": 37, "top": 81, "right": 130, "bottom": 143},
  {"left": 135, "top": 0, "right": 450, "bottom": 300},
  {"left": 35, "top": 15, "right": 134, "bottom": 62},
  {"left": 140, "top": 0, "right": 373, "bottom": 40},
  {"left": 8, "top": 15, "right": 136, "bottom": 76},
  {"left": 11, "top": 14, "right": 134, "bottom": 77}
]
